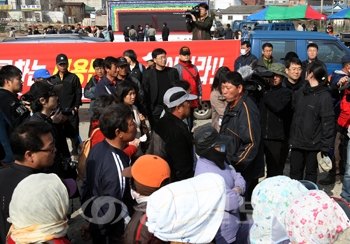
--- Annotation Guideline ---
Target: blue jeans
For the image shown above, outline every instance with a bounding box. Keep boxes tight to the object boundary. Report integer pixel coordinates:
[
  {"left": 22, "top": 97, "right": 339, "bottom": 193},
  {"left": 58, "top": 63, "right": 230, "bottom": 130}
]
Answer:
[{"left": 341, "top": 141, "right": 350, "bottom": 202}]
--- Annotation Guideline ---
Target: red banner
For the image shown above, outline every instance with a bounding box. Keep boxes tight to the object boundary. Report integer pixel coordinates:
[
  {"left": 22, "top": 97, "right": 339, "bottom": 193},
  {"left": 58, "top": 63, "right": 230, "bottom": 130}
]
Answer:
[{"left": 0, "top": 40, "right": 240, "bottom": 101}]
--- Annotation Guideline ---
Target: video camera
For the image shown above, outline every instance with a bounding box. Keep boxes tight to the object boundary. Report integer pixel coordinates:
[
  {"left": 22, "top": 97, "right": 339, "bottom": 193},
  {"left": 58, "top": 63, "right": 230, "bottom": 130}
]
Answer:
[
  {"left": 10, "top": 94, "right": 31, "bottom": 120},
  {"left": 62, "top": 157, "right": 78, "bottom": 171},
  {"left": 185, "top": 5, "right": 200, "bottom": 20}
]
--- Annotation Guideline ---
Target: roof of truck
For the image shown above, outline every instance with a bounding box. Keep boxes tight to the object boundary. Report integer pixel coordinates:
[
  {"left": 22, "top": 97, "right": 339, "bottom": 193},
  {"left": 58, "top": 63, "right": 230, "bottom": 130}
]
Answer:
[{"left": 251, "top": 31, "right": 338, "bottom": 40}]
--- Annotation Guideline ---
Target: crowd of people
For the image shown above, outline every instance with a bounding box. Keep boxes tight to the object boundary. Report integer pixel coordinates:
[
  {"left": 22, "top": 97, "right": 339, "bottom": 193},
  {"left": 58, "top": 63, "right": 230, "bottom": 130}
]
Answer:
[{"left": 2, "top": 12, "right": 350, "bottom": 243}]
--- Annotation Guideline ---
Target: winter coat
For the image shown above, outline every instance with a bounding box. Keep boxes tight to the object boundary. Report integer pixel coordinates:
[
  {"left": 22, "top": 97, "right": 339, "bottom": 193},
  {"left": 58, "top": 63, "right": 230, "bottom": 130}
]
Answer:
[
  {"left": 147, "top": 111, "right": 194, "bottom": 182},
  {"left": 289, "top": 83, "right": 334, "bottom": 152},
  {"left": 223, "top": 28, "right": 233, "bottom": 39},
  {"left": 210, "top": 89, "right": 227, "bottom": 132},
  {"left": 234, "top": 53, "right": 258, "bottom": 71},
  {"left": 194, "top": 158, "right": 245, "bottom": 243},
  {"left": 259, "top": 83, "right": 292, "bottom": 140},
  {"left": 220, "top": 92, "right": 265, "bottom": 181},
  {"left": 254, "top": 56, "right": 277, "bottom": 73},
  {"left": 174, "top": 60, "right": 202, "bottom": 107},
  {"left": 186, "top": 15, "right": 213, "bottom": 40}
]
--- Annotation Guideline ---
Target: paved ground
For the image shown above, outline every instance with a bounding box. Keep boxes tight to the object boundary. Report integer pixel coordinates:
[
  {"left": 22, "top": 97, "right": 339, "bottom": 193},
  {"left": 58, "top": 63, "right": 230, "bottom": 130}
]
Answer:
[{"left": 67, "top": 103, "right": 343, "bottom": 243}]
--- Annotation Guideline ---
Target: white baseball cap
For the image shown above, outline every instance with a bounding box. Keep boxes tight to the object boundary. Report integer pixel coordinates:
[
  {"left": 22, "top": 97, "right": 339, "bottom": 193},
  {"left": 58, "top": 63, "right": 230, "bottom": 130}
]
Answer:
[
  {"left": 163, "top": 87, "right": 197, "bottom": 108},
  {"left": 142, "top": 52, "right": 153, "bottom": 62}
]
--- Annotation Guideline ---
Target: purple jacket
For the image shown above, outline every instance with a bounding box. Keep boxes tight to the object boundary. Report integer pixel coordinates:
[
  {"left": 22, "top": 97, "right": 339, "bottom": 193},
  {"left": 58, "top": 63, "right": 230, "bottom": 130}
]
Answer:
[{"left": 194, "top": 157, "right": 246, "bottom": 244}]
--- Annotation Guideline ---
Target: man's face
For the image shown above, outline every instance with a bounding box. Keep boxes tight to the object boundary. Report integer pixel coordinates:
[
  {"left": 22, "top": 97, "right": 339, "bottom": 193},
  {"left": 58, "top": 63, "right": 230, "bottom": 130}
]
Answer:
[
  {"left": 43, "top": 93, "right": 59, "bottom": 111},
  {"left": 269, "top": 74, "right": 284, "bottom": 86},
  {"left": 117, "top": 64, "right": 129, "bottom": 77},
  {"left": 32, "top": 133, "right": 56, "bottom": 169},
  {"left": 154, "top": 53, "right": 167, "bottom": 68},
  {"left": 56, "top": 63, "right": 68, "bottom": 73},
  {"left": 180, "top": 53, "right": 191, "bottom": 62},
  {"left": 221, "top": 82, "right": 243, "bottom": 103},
  {"left": 7, "top": 75, "right": 23, "bottom": 94},
  {"left": 120, "top": 116, "right": 137, "bottom": 142},
  {"left": 106, "top": 64, "right": 118, "bottom": 78},
  {"left": 145, "top": 24, "right": 149, "bottom": 29},
  {"left": 94, "top": 66, "right": 105, "bottom": 78},
  {"left": 307, "top": 47, "right": 318, "bottom": 60},
  {"left": 179, "top": 101, "right": 191, "bottom": 119},
  {"left": 262, "top": 46, "right": 273, "bottom": 60},
  {"left": 147, "top": 60, "right": 154, "bottom": 67},
  {"left": 241, "top": 44, "right": 250, "bottom": 55},
  {"left": 286, "top": 63, "right": 302, "bottom": 81},
  {"left": 199, "top": 7, "right": 207, "bottom": 17}
]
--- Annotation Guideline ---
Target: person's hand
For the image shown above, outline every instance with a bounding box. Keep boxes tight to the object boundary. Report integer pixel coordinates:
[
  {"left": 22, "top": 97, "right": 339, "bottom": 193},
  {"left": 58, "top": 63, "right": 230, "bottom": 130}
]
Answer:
[
  {"left": 190, "top": 14, "right": 196, "bottom": 22},
  {"left": 51, "top": 109, "right": 63, "bottom": 124},
  {"left": 74, "top": 107, "right": 79, "bottom": 111},
  {"left": 337, "top": 76, "right": 348, "bottom": 86},
  {"left": 129, "top": 138, "right": 140, "bottom": 147},
  {"left": 321, "top": 151, "right": 329, "bottom": 158},
  {"left": 80, "top": 224, "right": 91, "bottom": 241},
  {"left": 232, "top": 186, "right": 242, "bottom": 195},
  {"left": 61, "top": 115, "right": 68, "bottom": 123},
  {"left": 22, "top": 100, "right": 32, "bottom": 111},
  {"left": 138, "top": 113, "right": 145, "bottom": 122}
]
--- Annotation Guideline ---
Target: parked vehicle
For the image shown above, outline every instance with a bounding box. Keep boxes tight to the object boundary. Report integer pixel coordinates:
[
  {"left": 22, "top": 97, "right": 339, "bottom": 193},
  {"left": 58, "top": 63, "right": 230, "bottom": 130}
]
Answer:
[
  {"left": 250, "top": 31, "right": 349, "bottom": 75},
  {"left": 253, "top": 22, "right": 295, "bottom": 31},
  {"left": 1, "top": 34, "right": 108, "bottom": 43},
  {"left": 232, "top": 20, "right": 258, "bottom": 32}
]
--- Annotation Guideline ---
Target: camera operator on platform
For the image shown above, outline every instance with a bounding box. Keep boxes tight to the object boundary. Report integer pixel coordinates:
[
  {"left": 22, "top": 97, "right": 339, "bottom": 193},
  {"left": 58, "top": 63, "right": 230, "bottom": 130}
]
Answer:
[
  {"left": 186, "top": 2, "right": 213, "bottom": 40},
  {"left": 29, "top": 79, "right": 77, "bottom": 179}
]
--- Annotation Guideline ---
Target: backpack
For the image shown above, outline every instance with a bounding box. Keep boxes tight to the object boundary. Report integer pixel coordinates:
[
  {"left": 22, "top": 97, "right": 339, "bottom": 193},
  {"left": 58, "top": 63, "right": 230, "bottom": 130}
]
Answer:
[
  {"left": 77, "top": 128, "right": 100, "bottom": 181},
  {"left": 0, "top": 110, "right": 13, "bottom": 165}
]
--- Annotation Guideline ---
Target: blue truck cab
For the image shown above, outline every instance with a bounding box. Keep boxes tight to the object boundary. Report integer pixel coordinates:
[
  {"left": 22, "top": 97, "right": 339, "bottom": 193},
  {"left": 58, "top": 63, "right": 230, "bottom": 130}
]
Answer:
[
  {"left": 250, "top": 31, "right": 350, "bottom": 75},
  {"left": 253, "top": 22, "right": 295, "bottom": 31}
]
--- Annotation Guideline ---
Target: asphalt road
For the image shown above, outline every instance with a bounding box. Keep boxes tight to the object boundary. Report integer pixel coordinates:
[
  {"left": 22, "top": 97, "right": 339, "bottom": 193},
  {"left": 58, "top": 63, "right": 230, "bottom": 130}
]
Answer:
[{"left": 67, "top": 103, "right": 343, "bottom": 244}]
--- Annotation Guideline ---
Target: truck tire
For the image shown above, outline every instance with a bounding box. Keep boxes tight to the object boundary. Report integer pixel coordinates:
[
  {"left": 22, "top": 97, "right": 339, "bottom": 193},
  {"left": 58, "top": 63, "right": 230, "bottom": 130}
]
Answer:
[{"left": 194, "top": 101, "right": 212, "bottom": 120}]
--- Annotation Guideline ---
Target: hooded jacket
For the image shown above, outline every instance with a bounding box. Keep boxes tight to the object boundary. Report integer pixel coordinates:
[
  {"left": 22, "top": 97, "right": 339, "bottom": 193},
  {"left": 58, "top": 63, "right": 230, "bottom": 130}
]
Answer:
[{"left": 289, "top": 83, "right": 334, "bottom": 152}]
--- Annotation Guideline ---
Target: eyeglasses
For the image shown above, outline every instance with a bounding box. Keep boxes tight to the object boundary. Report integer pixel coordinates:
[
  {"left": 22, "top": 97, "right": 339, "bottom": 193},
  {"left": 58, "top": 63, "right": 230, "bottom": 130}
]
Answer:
[{"left": 36, "top": 140, "right": 55, "bottom": 154}]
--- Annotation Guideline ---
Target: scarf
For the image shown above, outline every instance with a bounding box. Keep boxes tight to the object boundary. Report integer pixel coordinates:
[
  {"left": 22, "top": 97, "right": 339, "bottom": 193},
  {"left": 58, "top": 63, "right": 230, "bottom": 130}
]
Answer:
[
  {"left": 285, "top": 190, "right": 350, "bottom": 244},
  {"left": 7, "top": 173, "right": 69, "bottom": 243}
]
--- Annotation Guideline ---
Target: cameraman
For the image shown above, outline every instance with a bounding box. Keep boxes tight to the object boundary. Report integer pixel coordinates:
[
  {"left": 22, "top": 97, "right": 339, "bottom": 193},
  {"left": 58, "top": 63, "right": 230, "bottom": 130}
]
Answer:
[
  {"left": 0, "top": 65, "right": 29, "bottom": 138},
  {"left": 29, "top": 81, "right": 77, "bottom": 179},
  {"left": 186, "top": 2, "right": 213, "bottom": 40}
]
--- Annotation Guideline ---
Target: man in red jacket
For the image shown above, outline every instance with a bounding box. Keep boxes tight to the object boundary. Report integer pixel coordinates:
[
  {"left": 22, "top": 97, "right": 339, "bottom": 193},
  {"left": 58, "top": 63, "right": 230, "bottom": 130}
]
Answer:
[{"left": 174, "top": 46, "right": 202, "bottom": 131}]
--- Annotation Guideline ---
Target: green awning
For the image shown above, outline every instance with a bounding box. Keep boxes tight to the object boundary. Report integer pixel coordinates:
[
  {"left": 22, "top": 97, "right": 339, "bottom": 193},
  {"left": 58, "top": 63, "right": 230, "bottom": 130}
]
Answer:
[{"left": 85, "top": 5, "right": 95, "bottom": 11}]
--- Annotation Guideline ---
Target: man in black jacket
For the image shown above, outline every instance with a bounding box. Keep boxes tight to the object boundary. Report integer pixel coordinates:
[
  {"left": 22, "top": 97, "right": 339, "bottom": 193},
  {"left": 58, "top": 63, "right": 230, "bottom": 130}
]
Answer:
[
  {"left": 29, "top": 81, "right": 77, "bottom": 179},
  {"left": 0, "top": 121, "right": 53, "bottom": 244},
  {"left": 220, "top": 72, "right": 264, "bottom": 202},
  {"left": 142, "top": 48, "right": 179, "bottom": 127},
  {"left": 147, "top": 87, "right": 197, "bottom": 182},
  {"left": 0, "top": 65, "right": 29, "bottom": 138},
  {"left": 259, "top": 63, "right": 292, "bottom": 177},
  {"left": 162, "top": 22, "right": 170, "bottom": 41},
  {"left": 301, "top": 43, "right": 328, "bottom": 80},
  {"left": 234, "top": 41, "right": 257, "bottom": 71},
  {"left": 51, "top": 53, "right": 82, "bottom": 158}
]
